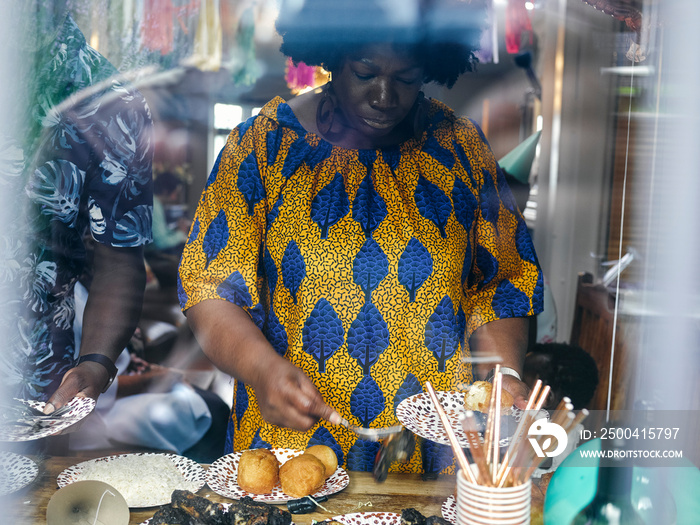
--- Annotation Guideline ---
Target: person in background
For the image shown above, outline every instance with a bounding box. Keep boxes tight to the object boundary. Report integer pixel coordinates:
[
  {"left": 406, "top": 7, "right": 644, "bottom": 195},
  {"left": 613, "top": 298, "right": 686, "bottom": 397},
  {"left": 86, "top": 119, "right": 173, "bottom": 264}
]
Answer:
[
  {"left": 523, "top": 342, "right": 599, "bottom": 410},
  {"left": 152, "top": 171, "right": 190, "bottom": 255},
  {"left": 523, "top": 342, "right": 599, "bottom": 477},
  {"left": 178, "top": 0, "right": 544, "bottom": 474},
  {"left": 0, "top": 1, "right": 153, "bottom": 417},
  {"left": 146, "top": 171, "right": 191, "bottom": 290}
]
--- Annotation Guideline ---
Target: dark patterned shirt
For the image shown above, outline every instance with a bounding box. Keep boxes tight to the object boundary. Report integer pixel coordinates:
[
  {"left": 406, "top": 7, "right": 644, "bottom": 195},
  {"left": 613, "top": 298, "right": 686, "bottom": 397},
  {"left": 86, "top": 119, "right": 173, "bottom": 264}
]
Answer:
[{"left": 0, "top": 15, "right": 153, "bottom": 401}]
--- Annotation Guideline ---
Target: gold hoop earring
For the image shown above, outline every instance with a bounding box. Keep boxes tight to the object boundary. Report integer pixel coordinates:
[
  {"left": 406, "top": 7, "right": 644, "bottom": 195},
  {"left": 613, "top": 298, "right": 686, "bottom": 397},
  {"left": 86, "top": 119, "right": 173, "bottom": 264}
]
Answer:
[{"left": 412, "top": 91, "right": 428, "bottom": 141}]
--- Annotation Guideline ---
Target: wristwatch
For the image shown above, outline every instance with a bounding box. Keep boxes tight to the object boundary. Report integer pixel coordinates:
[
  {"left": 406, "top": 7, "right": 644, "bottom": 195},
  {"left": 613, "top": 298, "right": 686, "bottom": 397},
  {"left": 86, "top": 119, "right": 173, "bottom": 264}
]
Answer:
[
  {"left": 486, "top": 366, "right": 522, "bottom": 383},
  {"left": 76, "top": 354, "right": 118, "bottom": 393}
]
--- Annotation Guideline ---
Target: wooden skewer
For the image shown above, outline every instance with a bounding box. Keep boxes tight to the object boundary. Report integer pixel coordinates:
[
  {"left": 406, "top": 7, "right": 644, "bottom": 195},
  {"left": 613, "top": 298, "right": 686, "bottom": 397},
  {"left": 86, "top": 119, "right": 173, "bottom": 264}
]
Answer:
[
  {"left": 549, "top": 397, "right": 571, "bottom": 425},
  {"left": 561, "top": 411, "right": 577, "bottom": 433},
  {"left": 425, "top": 381, "right": 477, "bottom": 484},
  {"left": 495, "top": 379, "right": 542, "bottom": 484},
  {"left": 535, "top": 385, "right": 551, "bottom": 414},
  {"left": 491, "top": 371, "right": 502, "bottom": 486},
  {"left": 521, "top": 405, "right": 588, "bottom": 483},
  {"left": 521, "top": 411, "right": 577, "bottom": 482},
  {"left": 566, "top": 408, "right": 589, "bottom": 433},
  {"left": 511, "top": 384, "right": 551, "bottom": 483},
  {"left": 498, "top": 384, "right": 551, "bottom": 487},
  {"left": 483, "top": 365, "right": 500, "bottom": 466},
  {"left": 552, "top": 396, "right": 571, "bottom": 414},
  {"left": 461, "top": 410, "right": 491, "bottom": 485},
  {"left": 550, "top": 398, "right": 574, "bottom": 428},
  {"left": 521, "top": 407, "right": 590, "bottom": 483}
]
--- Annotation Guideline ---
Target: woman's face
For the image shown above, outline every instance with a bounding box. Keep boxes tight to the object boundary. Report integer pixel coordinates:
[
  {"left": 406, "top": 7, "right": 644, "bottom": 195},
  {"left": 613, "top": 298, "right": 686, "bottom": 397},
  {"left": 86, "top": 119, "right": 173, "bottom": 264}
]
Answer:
[{"left": 331, "top": 43, "right": 424, "bottom": 148}]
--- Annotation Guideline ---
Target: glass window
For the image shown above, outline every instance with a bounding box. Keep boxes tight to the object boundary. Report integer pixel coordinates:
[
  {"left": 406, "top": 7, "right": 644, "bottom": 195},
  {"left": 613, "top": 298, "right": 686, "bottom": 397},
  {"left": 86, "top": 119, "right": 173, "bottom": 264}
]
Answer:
[{"left": 1, "top": 0, "right": 698, "bottom": 474}]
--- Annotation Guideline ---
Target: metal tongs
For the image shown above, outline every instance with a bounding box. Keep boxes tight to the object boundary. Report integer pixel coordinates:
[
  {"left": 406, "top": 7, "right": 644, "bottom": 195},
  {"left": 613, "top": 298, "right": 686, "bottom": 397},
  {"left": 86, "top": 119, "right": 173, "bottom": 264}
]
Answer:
[
  {"left": 330, "top": 412, "right": 415, "bottom": 482},
  {"left": 332, "top": 417, "right": 415, "bottom": 482},
  {"left": 373, "top": 428, "right": 416, "bottom": 482},
  {"left": 337, "top": 417, "right": 403, "bottom": 442}
]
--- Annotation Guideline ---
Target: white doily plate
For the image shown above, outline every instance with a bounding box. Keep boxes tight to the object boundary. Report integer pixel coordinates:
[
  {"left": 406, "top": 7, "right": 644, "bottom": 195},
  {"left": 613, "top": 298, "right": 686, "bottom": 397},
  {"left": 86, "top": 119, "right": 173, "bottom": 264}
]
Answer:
[
  {"left": 331, "top": 512, "right": 401, "bottom": 525},
  {"left": 0, "top": 451, "right": 39, "bottom": 496},
  {"left": 206, "top": 448, "right": 349, "bottom": 503},
  {"left": 396, "top": 390, "right": 545, "bottom": 448},
  {"left": 57, "top": 452, "right": 206, "bottom": 507},
  {"left": 441, "top": 495, "right": 456, "bottom": 524},
  {"left": 0, "top": 397, "right": 96, "bottom": 442}
]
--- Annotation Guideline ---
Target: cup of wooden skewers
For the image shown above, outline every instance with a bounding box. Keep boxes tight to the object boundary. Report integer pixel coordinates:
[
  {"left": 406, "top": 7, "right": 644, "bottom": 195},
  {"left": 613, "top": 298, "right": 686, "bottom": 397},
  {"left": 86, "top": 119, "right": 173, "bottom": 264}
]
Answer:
[
  {"left": 424, "top": 368, "right": 587, "bottom": 525},
  {"left": 456, "top": 466, "right": 531, "bottom": 524}
]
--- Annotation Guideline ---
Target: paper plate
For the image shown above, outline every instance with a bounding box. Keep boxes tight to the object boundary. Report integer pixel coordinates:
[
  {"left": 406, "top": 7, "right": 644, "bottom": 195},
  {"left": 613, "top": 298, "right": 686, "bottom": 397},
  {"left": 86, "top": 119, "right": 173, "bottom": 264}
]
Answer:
[
  {"left": 47, "top": 480, "right": 129, "bottom": 525},
  {"left": 441, "top": 495, "right": 456, "bottom": 524},
  {"left": 0, "top": 397, "right": 96, "bottom": 442},
  {"left": 396, "top": 390, "right": 543, "bottom": 448},
  {"left": 0, "top": 451, "right": 39, "bottom": 496},
  {"left": 331, "top": 512, "right": 400, "bottom": 525},
  {"left": 206, "top": 448, "right": 349, "bottom": 503},
  {"left": 57, "top": 452, "right": 206, "bottom": 507}
]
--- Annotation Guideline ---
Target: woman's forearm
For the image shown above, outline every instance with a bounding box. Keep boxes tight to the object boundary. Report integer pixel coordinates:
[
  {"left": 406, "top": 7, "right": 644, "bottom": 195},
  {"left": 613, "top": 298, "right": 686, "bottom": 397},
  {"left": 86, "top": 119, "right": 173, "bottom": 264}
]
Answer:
[
  {"left": 469, "top": 317, "right": 529, "bottom": 378},
  {"left": 186, "top": 299, "right": 339, "bottom": 430},
  {"left": 186, "top": 299, "right": 282, "bottom": 384},
  {"left": 468, "top": 316, "right": 532, "bottom": 407}
]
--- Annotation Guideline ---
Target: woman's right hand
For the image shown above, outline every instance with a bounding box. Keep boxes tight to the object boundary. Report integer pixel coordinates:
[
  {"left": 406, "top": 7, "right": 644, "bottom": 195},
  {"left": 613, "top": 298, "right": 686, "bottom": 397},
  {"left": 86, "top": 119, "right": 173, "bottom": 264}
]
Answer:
[{"left": 252, "top": 355, "right": 340, "bottom": 431}]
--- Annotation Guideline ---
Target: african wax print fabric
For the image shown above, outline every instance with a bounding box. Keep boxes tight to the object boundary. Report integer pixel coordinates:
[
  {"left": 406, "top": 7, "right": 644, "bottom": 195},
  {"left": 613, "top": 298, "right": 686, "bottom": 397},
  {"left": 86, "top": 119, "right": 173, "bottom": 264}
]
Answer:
[
  {"left": 0, "top": 14, "right": 153, "bottom": 401},
  {"left": 178, "top": 96, "right": 543, "bottom": 473}
]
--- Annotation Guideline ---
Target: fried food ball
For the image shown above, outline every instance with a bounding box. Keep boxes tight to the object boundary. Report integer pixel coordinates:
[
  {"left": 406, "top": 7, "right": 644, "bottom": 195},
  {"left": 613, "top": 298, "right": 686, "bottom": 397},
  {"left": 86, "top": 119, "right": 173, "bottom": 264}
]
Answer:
[
  {"left": 464, "top": 380, "right": 514, "bottom": 412},
  {"left": 237, "top": 448, "right": 280, "bottom": 494},
  {"left": 279, "top": 454, "right": 326, "bottom": 498},
  {"left": 304, "top": 445, "right": 338, "bottom": 479}
]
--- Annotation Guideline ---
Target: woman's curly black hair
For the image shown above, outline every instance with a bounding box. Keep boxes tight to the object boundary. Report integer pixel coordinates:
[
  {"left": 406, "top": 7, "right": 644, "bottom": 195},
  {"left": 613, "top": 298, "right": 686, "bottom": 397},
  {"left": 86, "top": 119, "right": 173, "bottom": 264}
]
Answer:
[{"left": 276, "top": 0, "right": 487, "bottom": 89}]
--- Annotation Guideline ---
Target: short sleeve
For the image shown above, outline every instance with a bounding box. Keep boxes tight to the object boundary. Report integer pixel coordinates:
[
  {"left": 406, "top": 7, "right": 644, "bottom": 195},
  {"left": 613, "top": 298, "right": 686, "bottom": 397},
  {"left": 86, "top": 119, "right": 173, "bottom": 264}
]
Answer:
[
  {"left": 178, "top": 114, "right": 270, "bottom": 328},
  {"left": 454, "top": 118, "right": 544, "bottom": 336}
]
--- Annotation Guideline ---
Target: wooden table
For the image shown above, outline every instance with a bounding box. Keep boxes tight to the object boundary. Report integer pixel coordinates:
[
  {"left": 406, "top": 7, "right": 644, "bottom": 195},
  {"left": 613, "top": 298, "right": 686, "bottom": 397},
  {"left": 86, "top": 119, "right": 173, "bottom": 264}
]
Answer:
[{"left": 7, "top": 454, "right": 545, "bottom": 524}]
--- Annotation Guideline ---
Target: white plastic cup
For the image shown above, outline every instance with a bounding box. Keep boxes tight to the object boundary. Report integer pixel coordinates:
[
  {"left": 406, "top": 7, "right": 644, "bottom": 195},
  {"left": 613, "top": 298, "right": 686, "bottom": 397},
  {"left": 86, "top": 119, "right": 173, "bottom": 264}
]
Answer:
[
  {"left": 456, "top": 469, "right": 531, "bottom": 525},
  {"left": 461, "top": 490, "right": 531, "bottom": 506},
  {"left": 462, "top": 484, "right": 531, "bottom": 501},
  {"left": 460, "top": 512, "right": 530, "bottom": 525}
]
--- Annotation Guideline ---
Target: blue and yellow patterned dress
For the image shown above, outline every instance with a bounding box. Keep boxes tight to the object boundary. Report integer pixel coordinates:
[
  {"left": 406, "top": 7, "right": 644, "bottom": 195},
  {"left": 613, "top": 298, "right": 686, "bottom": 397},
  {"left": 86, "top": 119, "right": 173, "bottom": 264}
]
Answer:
[{"left": 178, "top": 96, "right": 543, "bottom": 473}]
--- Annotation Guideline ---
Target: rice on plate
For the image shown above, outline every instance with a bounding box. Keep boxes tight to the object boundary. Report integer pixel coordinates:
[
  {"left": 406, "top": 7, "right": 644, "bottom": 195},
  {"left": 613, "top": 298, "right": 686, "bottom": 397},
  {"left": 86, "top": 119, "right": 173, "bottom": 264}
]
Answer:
[{"left": 58, "top": 453, "right": 205, "bottom": 507}]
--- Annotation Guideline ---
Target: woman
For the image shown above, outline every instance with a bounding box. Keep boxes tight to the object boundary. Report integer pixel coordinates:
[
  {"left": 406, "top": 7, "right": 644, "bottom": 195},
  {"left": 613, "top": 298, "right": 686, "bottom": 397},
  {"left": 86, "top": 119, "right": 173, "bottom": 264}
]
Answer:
[{"left": 178, "top": 0, "right": 543, "bottom": 473}]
